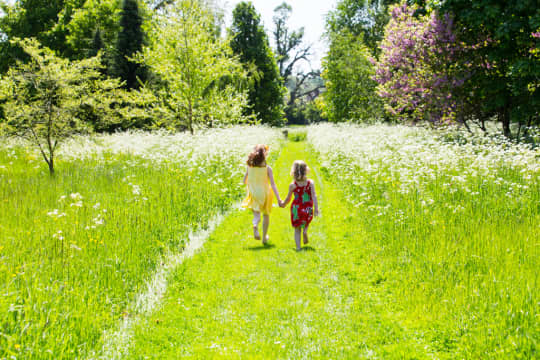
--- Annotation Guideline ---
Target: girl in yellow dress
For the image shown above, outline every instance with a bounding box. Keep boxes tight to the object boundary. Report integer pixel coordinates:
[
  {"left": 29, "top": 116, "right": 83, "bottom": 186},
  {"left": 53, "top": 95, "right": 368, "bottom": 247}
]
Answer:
[{"left": 242, "top": 144, "right": 282, "bottom": 244}]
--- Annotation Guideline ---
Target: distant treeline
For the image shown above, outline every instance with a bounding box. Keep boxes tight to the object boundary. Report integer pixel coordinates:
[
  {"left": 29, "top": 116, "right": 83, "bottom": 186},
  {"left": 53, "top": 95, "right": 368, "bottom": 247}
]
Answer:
[{"left": 319, "top": 0, "right": 539, "bottom": 138}]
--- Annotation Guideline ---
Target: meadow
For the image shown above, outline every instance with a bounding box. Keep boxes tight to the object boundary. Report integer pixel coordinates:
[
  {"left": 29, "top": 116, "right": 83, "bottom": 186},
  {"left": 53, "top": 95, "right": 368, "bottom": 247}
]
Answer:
[
  {"left": 308, "top": 124, "right": 539, "bottom": 357},
  {"left": 0, "top": 124, "right": 538, "bottom": 358},
  {"left": 0, "top": 127, "right": 283, "bottom": 358}
]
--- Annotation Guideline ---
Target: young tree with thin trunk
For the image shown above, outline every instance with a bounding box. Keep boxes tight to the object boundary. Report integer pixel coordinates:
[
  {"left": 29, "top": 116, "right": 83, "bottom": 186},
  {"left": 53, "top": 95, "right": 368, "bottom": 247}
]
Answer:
[
  {"left": 0, "top": 38, "right": 123, "bottom": 175},
  {"left": 140, "top": 0, "right": 249, "bottom": 133}
]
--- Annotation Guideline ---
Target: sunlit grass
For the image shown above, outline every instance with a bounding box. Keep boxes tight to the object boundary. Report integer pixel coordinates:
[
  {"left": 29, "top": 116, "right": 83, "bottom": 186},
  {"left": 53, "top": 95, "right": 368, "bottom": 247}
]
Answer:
[
  {"left": 0, "top": 127, "right": 282, "bottom": 358},
  {"left": 1, "top": 124, "right": 538, "bottom": 358},
  {"left": 308, "top": 124, "right": 539, "bottom": 357}
]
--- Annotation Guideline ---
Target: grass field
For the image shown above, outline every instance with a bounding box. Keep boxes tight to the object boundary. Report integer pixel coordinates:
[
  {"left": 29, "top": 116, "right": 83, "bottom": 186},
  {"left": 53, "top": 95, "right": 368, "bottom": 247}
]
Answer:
[
  {"left": 308, "top": 124, "right": 539, "bottom": 358},
  {"left": 1, "top": 124, "right": 538, "bottom": 358},
  {"left": 0, "top": 127, "right": 283, "bottom": 358}
]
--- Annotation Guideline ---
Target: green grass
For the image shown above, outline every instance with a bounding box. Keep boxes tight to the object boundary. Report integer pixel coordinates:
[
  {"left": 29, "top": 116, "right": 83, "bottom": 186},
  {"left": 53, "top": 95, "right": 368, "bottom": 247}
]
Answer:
[
  {"left": 0, "top": 157, "right": 241, "bottom": 358},
  {"left": 130, "top": 135, "right": 538, "bottom": 359},
  {"left": 129, "top": 141, "right": 436, "bottom": 358},
  {"left": 1, "top": 125, "right": 538, "bottom": 358},
  {"left": 308, "top": 124, "right": 539, "bottom": 358},
  {"left": 286, "top": 128, "right": 307, "bottom": 142},
  {"left": 0, "top": 129, "right": 282, "bottom": 359}
]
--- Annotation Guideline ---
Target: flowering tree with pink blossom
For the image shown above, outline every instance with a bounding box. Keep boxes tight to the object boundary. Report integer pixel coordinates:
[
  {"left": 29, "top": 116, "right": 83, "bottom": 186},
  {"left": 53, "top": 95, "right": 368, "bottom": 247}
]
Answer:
[{"left": 374, "top": 1, "right": 468, "bottom": 124}]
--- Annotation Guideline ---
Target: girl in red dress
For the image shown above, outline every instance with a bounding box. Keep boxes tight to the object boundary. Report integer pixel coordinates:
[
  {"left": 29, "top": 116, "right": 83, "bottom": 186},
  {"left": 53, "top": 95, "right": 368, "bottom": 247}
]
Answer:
[{"left": 280, "top": 160, "right": 319, "bottom": 251}]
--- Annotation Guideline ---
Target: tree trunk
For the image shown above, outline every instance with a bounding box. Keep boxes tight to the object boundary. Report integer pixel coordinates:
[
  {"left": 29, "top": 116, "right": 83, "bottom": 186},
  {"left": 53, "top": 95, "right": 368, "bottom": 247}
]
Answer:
[
  {"left": 462, "top": 120, "right": 471, "bottom": 133},
  {"left": 188, "top": 98, "right": 193, "bottom": 134},
  {"left": 522, "top": 116, "right": 533, "bottom": 138},
  {"left": 499, "top": 106, "right": 511, "bottom": 138},
  {"left": 516, "top": 120, "right": 523, "bottom": 143},
  {"left": 48, "top": 157, "right": 55, "bottom": 176}
]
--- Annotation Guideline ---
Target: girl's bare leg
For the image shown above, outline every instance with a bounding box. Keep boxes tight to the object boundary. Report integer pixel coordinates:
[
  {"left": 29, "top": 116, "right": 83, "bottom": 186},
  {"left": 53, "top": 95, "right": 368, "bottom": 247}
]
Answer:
[
  {"left": 262, "top": 214, "right": 269, "bottom": 244},
  {"left": 252, "top": 211, "right": 261, "bottom": 240},
  {"left": 294, "top": 227, "right": 302, "bottom": 251},
  {"left": 303, "top": 224, "right": 309, "bottom": 245}
]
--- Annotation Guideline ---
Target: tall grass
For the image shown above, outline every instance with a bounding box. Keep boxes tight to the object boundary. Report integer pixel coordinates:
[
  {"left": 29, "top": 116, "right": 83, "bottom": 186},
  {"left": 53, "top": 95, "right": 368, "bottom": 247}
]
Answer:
[
  {"left": 308, "top": 124, "right": 539, "bottom": 357},
  {"left": 0, "top": 127, "right": 282, "bottom": 358}
]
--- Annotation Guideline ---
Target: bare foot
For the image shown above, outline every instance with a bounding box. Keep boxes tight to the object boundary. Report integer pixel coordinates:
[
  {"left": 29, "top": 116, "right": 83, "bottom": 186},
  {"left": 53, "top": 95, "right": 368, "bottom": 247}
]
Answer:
[
  {"left": 262, "top": 235, "right": 269, "bottom": 245},
  {"left": 303, "top": 232, "right": 309, "bottom": 245},
  {"left": 253, "top": 226, "right": 260, "bottom": 240}
]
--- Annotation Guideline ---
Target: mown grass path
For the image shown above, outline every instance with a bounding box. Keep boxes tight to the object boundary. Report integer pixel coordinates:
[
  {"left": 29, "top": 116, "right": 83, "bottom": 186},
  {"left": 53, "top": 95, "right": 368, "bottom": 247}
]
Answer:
[{"left": 129, "top": 141, "right": 434, "bottom": 359}]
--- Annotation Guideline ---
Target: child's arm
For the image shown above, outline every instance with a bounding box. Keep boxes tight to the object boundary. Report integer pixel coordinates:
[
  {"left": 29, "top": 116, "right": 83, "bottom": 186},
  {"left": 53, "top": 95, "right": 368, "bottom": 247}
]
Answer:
[
  {"left": 280, "top": 183, "right": 295, "bottom": 207},
  {"left": 311, "top": 180, "right": 319, "bottom": 216},
  {"left": 243, "top": 166, "right": 248, "bottom": 184},
  {"left": 267, "top": 166, "right": 282, "bottom": 203}
]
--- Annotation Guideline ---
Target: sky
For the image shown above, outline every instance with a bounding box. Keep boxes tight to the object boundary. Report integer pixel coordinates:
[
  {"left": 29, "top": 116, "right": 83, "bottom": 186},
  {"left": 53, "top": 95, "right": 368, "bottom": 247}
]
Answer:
[{"left": 222, "top": 0, "right": 338, "bottom": 70}]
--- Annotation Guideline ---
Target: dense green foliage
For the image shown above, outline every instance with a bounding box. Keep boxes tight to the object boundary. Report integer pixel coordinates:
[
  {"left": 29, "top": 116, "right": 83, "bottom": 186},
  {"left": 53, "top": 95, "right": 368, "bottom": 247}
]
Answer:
[
  {"left": 321, "top": 0, "right": 393, "bottom": 123},
  {"left": 0, "top": 0, "right": 71, "bottom": 71},
  {"left": 322, "top": 0, "right": 539, "bottom": 136},
  {"left": 321, "top": 31, "right": 383, "bottom": 123},
  {"left": 0, "top": 0, "right": 258, "bottom": 134},
  {"left": 326, "top": 0, "right": 398, "bottom": 57},
  {"left": 439, "top": 0, "right": 540, "bottom": 137},
  {"left": 66, "top": 0, "right": 121, "bottom": 60},
  {"left": 229, "top": 1, "right": 285, "bottom": 125},
  {"left": 112, "top": 0, "right": 146, "bottom": 89},
  {"left": 140, "top": 0, "right": 249, "bottom": 133}
]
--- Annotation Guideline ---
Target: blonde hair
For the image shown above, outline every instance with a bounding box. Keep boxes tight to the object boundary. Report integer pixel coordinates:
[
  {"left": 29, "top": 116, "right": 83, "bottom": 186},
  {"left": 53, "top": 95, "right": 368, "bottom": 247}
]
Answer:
[{"left": 291, "top": 160, "right": 309, "bottom": 181}]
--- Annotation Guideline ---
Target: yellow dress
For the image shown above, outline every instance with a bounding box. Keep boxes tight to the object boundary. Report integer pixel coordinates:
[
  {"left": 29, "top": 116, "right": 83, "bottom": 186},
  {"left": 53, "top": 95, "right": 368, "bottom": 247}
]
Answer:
[{"left": 242, "top": 166, "right": 273, "bottom": 215}]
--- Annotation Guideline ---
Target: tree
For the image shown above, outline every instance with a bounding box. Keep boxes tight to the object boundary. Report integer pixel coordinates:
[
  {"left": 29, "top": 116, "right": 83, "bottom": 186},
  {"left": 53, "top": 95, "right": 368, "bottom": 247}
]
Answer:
[
  {"left": 66, "top": 0, "right": 121, "bottom": 61},
  {"left": 0, "top": 38, "right": 123, "bottom": 175},
  {"left": 326, "top": 0, "right": 399, "bottom": 58},
  {"left": 272, "top": 2, "right": 311, "bottom": 83},
  {"left": 0, "top": 0, "right": 77, "bottom": 72},
  {"left": 320, "top": 0, "right": 398, "bottom": 123},
  {"left": 374, "top": 2, "right": 468, "bottom": 124},
  {"left": 88, "top": 27, "right": 104, "bottom": 58},
  {"left": 439, "top": 0, "right": 540, "bottom": 137},
  {"left": 140, "top": 0, "right": 249, "bottom": 133},
  {"left": 321, "top": 31, "right": 383, "bottom": 123},
  {"left": 229, "top": 1, "right": 285, "bottom": 125},
  {"left": 272, "top": 2, "right": 323, "bottom": 124},
  {"left": 112, "top": 0, "right": 147, "bottom": 89}
]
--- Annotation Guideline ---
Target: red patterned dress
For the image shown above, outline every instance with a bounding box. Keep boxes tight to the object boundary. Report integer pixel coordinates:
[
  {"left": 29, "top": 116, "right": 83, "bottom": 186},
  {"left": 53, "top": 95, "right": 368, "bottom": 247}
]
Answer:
[{"left": 290, "top": 180, "right": 314, "bottom": 228}]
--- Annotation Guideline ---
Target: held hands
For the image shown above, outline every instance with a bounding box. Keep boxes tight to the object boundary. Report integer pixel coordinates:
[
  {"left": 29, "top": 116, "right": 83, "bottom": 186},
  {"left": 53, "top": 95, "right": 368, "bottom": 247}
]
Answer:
[{"left": 278, "top": 200, "right": 285, "bottom": 208}]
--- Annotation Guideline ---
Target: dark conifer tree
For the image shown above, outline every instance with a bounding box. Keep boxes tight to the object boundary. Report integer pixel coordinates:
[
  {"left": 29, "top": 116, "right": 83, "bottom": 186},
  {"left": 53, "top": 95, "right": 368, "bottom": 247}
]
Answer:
[
  {"left": 229, "top": 2, "right": 284, "bottom": 125},
  {"left": 113, "top": 0, "right": 147, "bottom": 89},
  {"left": 89, "top": 28, "right": 104, "bottom": 58}
]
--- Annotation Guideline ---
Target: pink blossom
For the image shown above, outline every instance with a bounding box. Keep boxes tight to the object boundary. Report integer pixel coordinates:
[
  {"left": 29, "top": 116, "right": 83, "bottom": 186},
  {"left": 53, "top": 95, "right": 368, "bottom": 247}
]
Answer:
[{"left": 374, "top": 1, "right": 467, "bottom": 124}]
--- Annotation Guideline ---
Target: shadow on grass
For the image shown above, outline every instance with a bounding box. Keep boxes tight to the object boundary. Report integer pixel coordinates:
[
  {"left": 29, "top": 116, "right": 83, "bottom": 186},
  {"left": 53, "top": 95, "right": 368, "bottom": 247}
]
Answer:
[
  {"left": 245, "top": 244, "right": 276, "bottom": 251},
  {"left": 301, "top": 246, "right": 316, "bottom": 252}
]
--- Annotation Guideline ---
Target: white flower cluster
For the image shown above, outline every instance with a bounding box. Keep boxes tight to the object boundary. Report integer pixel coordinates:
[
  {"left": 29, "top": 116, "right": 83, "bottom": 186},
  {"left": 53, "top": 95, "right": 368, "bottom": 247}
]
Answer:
[
  {"left": 308, "top": 123, "right": 539, "bottom": 213},
  {"left": 56, "top": 126, "right": 282, "bottom": 166}
]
